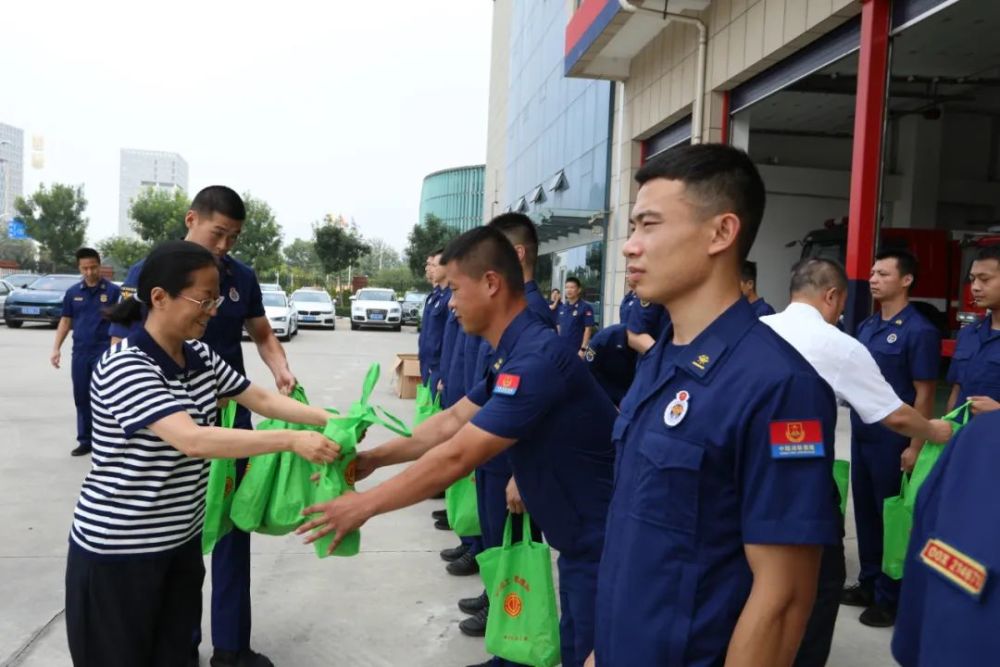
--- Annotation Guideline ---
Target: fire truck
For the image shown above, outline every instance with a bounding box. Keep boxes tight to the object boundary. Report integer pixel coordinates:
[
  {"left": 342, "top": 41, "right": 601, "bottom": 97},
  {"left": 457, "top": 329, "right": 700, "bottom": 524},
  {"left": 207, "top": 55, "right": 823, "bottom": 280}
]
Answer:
[{"left": 796, "top": 219, "right": 1000, "bottom": 357}]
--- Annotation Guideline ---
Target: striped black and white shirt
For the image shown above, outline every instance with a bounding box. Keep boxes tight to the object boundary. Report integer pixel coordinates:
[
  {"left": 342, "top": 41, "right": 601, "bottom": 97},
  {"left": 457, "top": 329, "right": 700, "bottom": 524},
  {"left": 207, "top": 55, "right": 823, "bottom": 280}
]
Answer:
[{"left": 70, "top": 328, "right": 250, "bottom": 558}]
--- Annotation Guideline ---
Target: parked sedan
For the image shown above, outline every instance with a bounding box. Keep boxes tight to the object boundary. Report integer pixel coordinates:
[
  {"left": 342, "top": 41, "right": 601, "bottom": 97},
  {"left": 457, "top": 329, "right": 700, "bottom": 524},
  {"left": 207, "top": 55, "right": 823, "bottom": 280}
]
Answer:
[
  {"left": 350, "top": 288, "right": 402, "bottom": 331},
  {"left": 400, "top": 291, "right": 428, "bottom": 325},
  {"left": 4, "top": 274, "right": 79, "bottom": 328},
  {"left": 291, "top": 289, "right": 336, "bottom": 329},
  {"left": 262, "top": 291, "right": 298, "bottom": 341}
]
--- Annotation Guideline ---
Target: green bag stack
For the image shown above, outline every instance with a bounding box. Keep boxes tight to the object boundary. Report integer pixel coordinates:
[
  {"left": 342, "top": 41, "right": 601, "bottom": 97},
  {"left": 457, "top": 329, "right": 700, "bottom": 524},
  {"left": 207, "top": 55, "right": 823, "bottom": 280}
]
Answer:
[
  {"left": 229, "top": 367, "right": 412, "bottom": 559},
  {"left": 882, "top": 401, "right": 971, "bottom": 580},
  {"left": 476, "top": 513, "right": 561, "bottom": 667},
  {"left": 201, "top": 400, "right": 239, "bottom": 554},
  {"left": 413, "top": 381, "right": 441, "bottom": 427}
]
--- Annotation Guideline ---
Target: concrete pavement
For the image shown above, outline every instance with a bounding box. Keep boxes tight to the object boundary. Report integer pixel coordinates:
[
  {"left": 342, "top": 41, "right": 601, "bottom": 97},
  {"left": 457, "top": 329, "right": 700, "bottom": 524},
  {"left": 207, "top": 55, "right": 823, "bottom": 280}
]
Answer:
[{"left": 0, "top": 321, "right": 896, "bottom": 666}]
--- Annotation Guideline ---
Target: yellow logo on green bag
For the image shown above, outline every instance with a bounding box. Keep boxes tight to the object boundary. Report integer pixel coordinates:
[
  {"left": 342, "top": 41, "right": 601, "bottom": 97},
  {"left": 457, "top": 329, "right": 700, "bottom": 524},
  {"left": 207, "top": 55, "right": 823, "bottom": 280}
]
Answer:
[
  {"left": 344, "top": 460, "right": 357, "bottom": 486},
  {"left": 504, "top": 592, "right": 523, "bottom": 618},
  {"left": 224, "top": 477, "right": 235, "bottom": 498}
]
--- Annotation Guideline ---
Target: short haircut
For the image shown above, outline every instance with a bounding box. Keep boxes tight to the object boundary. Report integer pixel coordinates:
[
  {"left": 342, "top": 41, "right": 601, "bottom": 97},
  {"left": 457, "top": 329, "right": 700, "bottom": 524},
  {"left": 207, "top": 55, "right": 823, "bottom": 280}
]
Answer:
[
  {"left": 875, "top": 248, "right": 918, "bottom": 288},
  {"left": 190, "top": 185, "right": 246, "bottom": 222},
  {"left": 430, "top": 247, "right": 444, "bottom": 258},
  {"left": 789, "top": 258, "right": 848, "bottom": 295},
  {"left": 488, "top": 212, "right": 539, "bottom": 265},
  {"left": 565, "top": 276, "right": 582, "bottom": 288},
  {"left": 974, "top": 245, "right": 1000, "bottom": 265},
  {"left": 440, "top": 227, "right": 524, "bottom": 295},
  {"left": 741, "top": 260, "right": 757, "bottom": 283},
  {"left": 635, "top": 143, "right": 765, "bottom": 260},
  {"left": 76, "top": 247, "right": 100, "bottom": 263}
]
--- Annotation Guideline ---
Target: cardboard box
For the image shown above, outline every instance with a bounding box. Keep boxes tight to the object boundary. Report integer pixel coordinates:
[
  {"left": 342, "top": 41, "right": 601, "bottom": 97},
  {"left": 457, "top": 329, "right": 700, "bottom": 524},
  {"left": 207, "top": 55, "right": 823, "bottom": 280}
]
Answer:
[{"left": 393, "top": 353, "right": 421, "bottom": 399}]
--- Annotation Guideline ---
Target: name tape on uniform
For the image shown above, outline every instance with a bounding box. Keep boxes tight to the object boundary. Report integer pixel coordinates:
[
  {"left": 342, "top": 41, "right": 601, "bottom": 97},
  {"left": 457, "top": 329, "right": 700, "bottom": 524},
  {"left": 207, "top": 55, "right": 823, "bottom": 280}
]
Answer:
[
  {"left": 920, "top": 538, "right": 988, "bottom": 598},
  {"left": 769, "top": 420, "right": 825, "bottom": 459}
]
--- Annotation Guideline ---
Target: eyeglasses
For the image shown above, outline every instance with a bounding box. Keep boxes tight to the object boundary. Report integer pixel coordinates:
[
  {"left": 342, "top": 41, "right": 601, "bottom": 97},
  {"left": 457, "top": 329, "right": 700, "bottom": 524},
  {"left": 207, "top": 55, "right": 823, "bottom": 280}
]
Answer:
[{"left": 179, "top": 295, "right": 226, "bottom": 313}]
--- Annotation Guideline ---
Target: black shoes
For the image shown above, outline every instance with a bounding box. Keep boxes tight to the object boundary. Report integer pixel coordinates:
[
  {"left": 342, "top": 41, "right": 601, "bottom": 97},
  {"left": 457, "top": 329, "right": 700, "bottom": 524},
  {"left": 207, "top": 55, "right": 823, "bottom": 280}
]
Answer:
[
  {"left": 458, "top": 590, "right": 488, "bottom": 615},
  {"left": 446, "top": 551, "right": 480, "bottom": 576},
  {"left": 459, "top": 606, "right": 488, "bottom": 637},
  {"left": 840, "top": 583, "right": 874, "bottom": 608},
  {"left": 431, "top": 509, "right": 447, "bottom": 521},
  {"left": 440, "top": 542, "right": 469, "bottom": 562},
  {"left": 70, "top": 444, "right": 92, "bottom": 457},
  {"left": 434, "top": 517, "right": 451, "bottom": 531},
  {"left": 859, "top": 603, "right": 896, "bottom": 628},
  {"left": 210, "top": 649, "right": 274, "bottom": 667}
]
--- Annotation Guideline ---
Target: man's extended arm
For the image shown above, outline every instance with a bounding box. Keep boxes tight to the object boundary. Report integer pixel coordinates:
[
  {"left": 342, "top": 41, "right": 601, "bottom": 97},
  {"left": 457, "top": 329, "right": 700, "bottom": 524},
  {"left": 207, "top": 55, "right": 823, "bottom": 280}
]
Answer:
[
  {"left": 362, "top": 397, "right": 480, "bottom": 472},
  {"left": 245, "top": 316, "right": 295, "bottom": 394},
  {"left": 50, "top": 317, "right": 72, "bottom": 368},
  {"left": 725, "top": 544, "right": 822, "bottom": 667}
]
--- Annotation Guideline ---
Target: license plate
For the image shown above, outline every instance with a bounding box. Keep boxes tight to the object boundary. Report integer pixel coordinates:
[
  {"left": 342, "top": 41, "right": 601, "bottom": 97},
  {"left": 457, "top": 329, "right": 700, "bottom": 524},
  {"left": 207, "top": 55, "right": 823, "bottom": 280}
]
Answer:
[
  {"left": 302, "top": 316, "right": 317, "bottom": 322},
  {"left": 370, "top": 313, "right": 384, "bottom": 321},
  {"left": 23, "top": 307, "right": 40, "bottom": 315}
]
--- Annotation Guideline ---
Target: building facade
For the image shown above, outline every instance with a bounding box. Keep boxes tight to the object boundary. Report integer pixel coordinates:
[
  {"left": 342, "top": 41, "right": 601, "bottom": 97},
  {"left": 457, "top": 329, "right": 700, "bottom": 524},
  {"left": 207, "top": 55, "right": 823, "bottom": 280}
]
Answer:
[
  {"left": 419, "top": 164, "right": 486, "bottom": 234},
  {"left": 0, "top": 123, "right": 25, "bottom": 223},
  {"left": 564, "top": 0, "right": 1000, "bottom": 349},
  {"left": 485, "top": 0, "right": 615, "bottom": 318},
  {"left": 118, "top": 149, "right": 189, "bottom": 238}
]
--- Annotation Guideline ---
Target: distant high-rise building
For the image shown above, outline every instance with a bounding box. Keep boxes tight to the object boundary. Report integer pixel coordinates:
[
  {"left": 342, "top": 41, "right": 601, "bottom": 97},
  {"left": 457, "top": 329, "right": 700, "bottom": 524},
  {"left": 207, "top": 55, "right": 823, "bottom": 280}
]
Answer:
[
  {"left": 0, "top": 123, "right": 25, "bottom": 223},
  {"left": 118, "top": 149, "right": 189, "bottom": 238}
]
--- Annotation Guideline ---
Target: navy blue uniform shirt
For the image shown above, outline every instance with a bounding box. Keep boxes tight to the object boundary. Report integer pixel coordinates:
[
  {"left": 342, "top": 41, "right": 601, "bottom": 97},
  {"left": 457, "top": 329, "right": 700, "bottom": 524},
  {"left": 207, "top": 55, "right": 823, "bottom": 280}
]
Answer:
[
  {"left": 417, "top": 287, "right": 440, "bottom": 382},
  {"left": 619, "top": 291, "right": 638, "bottom": 324},
  {"left": 750, "top": 297, "right": 776, "bottom": 317},
  {"left": 467, "top": 309, "right": 616, "bottom": 560},
  {"left": 62, "top": 279, "right": 121, "bottom": 350},
  {"left": 595, "top": 299, "right": 840, "bottom": 666},
  {"left": 584, "top": 323, "right": 636, "bottom": 405},
  {"left": 420, "top": 286, "right": 451, "bottom": 378},
  {"left": 525, "top": 280, "right": 557, "bottom": 329},
  {"left": 851, "top": 304, "right": 940, "bottom": 440},
  {"left": 557, "top": 298, "right": 595, "bottom": 352},
  {"left": 948, "top": 315, "right": 1000, "bottom": 403},
  {"left": 892, "top": 411, "right": 1000, "bottom": 666},
  {"left": 109, "top": 255, "right": 265, "bottom": 374},
  {"left": 625, "top": 298, "right": 671, "bottom": 339}
]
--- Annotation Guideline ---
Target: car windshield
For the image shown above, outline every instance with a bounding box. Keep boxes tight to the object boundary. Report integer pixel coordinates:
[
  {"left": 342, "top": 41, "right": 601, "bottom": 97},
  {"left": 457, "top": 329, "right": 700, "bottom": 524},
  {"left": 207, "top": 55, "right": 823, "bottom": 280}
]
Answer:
[
  {"left": 357, "top": 290, "right": 394, "bottom": 302},
  {"left": 28, "top": 276, "right": 79, "bottom": 291},
  {"left": 404, "top": 292, "right": 427, "bottom": 302},
  {"left": 262, "top": 293, "right": 287, "bottom": 307},
  {"left": 293, "top": 291, "right": 330, "bottom": 303},
  {"left": 6, "top": 274, "right": 38, "bottom": 287}
]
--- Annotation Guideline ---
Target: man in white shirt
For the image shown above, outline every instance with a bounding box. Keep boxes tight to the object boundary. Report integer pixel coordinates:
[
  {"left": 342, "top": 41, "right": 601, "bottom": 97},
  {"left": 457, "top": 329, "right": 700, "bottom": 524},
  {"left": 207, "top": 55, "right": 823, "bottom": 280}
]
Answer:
[{"left": 760, "top": 257, "right": 951, "bottom": 667}]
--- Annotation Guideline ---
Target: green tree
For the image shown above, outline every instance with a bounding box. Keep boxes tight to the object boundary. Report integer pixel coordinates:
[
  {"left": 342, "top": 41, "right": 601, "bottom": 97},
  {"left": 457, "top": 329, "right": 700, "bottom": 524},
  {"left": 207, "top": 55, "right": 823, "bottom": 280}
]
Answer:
[
  {"left": 369, "top": 266, "right": 424, "bottom": 293},
  {"left": 97, "top": 236, "right": 151, "bottom": 274},
  {"left": 231, "top": 193, "right": 283, "bottom": 276},
  {"left": 129, "top": 187, "right": 191, "bottom": 242},
  {"left": 14, "top": 183, "right": 89, "bottom": 271},
  {"left": 405, "top": 213, "right": 456, "bottom": 277},
  {"left": 283, "top": 238, "right": 322, "bottom": 272},
  {"left": 313, "top": 220, "right": 370, "bottom": 276},
  {"left": 357, "top": 237, "right": 402, "bottom": 276}
]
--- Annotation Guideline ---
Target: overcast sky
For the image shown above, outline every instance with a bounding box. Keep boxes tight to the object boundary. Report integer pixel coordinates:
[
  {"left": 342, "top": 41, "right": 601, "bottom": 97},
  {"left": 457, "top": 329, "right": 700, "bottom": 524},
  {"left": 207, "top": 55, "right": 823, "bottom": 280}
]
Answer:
[{"left": 2, "top": 0, "right": 493, "bottom": 252}]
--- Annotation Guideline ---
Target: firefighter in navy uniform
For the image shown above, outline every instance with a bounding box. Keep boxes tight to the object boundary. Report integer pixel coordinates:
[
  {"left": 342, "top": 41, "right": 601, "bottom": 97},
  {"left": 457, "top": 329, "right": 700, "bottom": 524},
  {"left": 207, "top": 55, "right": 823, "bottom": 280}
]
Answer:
[{"left": 50, "top": 247, "right": 121, "bottom": 456}]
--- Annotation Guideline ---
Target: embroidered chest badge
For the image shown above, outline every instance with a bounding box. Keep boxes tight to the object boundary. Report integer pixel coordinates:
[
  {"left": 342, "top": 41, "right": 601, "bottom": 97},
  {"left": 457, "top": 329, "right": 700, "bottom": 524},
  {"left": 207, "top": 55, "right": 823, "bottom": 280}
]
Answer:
[
  {"left": 887, "top": 333, "right": 898, "bottom": 344},
  {"left": 99, "top": 294, "right": 108, "bottom": 303},
  {"left": 920, "top": 538, "right": 988, "bottom": 598},
  {"left": 664, "top": 390, "right": 690, "bottom": 427},
  {"left": 229, "top": 287, "right": 240, "bottom": 303},
  {"left": 769, "top": 420, "right": 825, "bottom": 459},
  {"left": 493, "top": 373, "right": 521, "bottom": 396}
]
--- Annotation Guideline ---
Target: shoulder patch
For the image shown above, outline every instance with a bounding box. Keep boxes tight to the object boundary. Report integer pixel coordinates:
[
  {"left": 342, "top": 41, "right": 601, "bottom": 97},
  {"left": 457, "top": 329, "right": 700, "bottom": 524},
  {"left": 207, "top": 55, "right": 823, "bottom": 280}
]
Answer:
[
  {"left": 493, "top": 373, "right": 521, "bottom": 396},
  {"left": 769, "top": 420, "right": 825, "bottom": 459},
  {"left": 920, "top": 538, "right": 988, "bottom": 598}
]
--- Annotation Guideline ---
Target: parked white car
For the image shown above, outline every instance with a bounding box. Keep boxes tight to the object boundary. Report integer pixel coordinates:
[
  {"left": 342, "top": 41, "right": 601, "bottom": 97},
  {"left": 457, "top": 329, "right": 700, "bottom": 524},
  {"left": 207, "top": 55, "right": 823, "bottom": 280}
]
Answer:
[
  {"left": 291, "top": 288, "right": 336, "bottom": 329},
  {"left": 350, "top": 288, "right": 402, "bottom": 331},
  {"left": 0, "top": 280, "right": 13, "bottom": 322},
  {"left": 262, "top": 291, "right": 298, "bottom": 341}
]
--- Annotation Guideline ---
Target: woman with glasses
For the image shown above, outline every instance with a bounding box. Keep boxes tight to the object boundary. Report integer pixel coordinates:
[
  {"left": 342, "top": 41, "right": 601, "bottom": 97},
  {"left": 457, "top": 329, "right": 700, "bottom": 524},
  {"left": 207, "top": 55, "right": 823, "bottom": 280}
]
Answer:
[{"left": 64, "top": 240, "right": 339, "bottom": 667}]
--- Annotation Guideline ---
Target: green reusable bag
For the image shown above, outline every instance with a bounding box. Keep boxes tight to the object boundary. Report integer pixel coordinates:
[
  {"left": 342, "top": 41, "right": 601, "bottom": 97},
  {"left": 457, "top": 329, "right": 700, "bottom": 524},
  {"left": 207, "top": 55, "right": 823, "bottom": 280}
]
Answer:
[
  {"left": 905, "top": 401, "right": 970, "bottom": 509},
  {"left": 445, "top": 471, "right": 481, "bottom": 537},
  {"left": 201, "top": 400, "right": 239, "bottom": 554},
  {"left": 833, "top": 459, "right": 850, "bottom": 516},
  {"left": 477, "top": 513, "right": 561, "bottom": 667},
  {"left": 413, "top": 381, "right": 442, "bottom": 427},
  {"left": 229, "top": 386, "right": 312, "bottom": 533},
  {"left": 882, "top": 474, "right": 913, "bottom": 580}
]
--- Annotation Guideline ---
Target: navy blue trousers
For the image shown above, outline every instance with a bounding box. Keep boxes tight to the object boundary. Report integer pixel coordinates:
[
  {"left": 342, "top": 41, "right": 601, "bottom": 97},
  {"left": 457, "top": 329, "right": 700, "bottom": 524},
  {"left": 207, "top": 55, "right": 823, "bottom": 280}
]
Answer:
[{"left": 70, "top": 348, "right": 104, "bottom": 447}]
